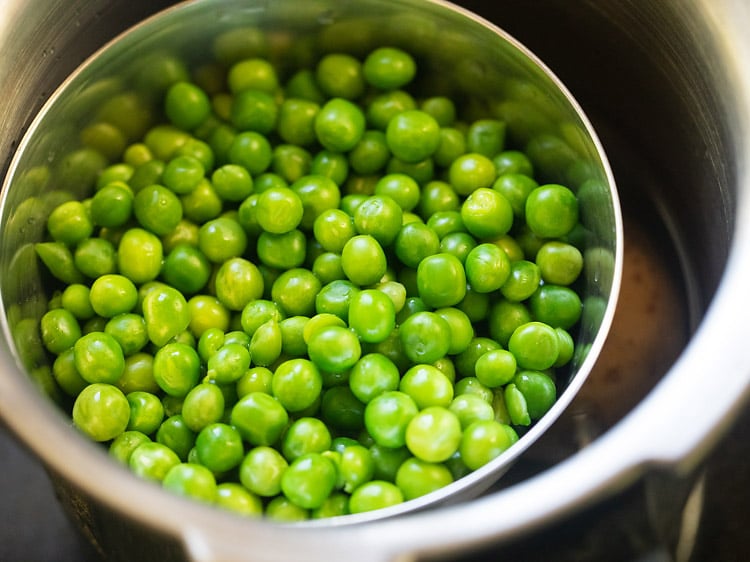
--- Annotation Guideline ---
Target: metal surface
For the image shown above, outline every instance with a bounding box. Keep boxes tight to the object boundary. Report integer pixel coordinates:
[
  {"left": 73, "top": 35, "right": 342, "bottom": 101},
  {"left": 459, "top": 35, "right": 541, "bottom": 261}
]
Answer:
[{"left": 0, "top": 0, "right": 748, "bottom": 561}]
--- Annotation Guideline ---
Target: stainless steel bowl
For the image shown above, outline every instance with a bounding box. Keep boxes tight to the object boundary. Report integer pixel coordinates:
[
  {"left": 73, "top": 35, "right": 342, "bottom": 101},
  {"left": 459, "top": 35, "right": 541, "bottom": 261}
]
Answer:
[{"left": 1, "top": 0, "right": 748, "bottom": 561}]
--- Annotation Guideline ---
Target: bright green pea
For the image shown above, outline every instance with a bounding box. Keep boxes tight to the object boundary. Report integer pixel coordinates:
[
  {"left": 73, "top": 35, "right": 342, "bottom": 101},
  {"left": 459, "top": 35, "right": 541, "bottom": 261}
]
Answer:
[
  {"left": 529, "top": 284, "right": 583, "bottom": 330},
  {"left": 364, "top": 390, "right": 418, "bottom": 449},
  {"left": 231, "top": 391, "right": 289, "bottom": 446},
  {"left": 488, "top": 299, "right": 532, "bottom": 347},
  {"left": 312, "top": 492, "right": 350, "bottom": 519},
  {"left": 466, "top": 119, "right": 506, "bottom": 157},
  {"left": 118, "top": 228, "right": 163, "bottom": 284},
  {"left": 513, "top": 370, "right": 557, "bottom": 421},
  {"left": 399, "top": 311, "right": 451, "bottom": 365},
  {"left": 348, "top": 130, "right": 390, "bottom": 176},
  {"left": 215, "top": 483, "right": 263, "bottom": 517},
  {"left": 449, "top": 153, "right": 496, "bottom": 196},
  {"left": 290, "top": 174, "right": 341, "bottom": 229},
  {"left": 165, "top": 82, "right": 211, "bottom": 131},
  {"left": 500, "top": 259, "right": 541, "bottom": 301},
  {"left": 394, "top": 222, "right": 440, "bottom": 268},
  {"left": 157, "top": 414, "right": 197, "bottom": 460},
  {"left": 463, "top": 242, "right": 511, "bottom": 294},
  {"left": 341, "top": 235, "right": 387, "bottom": 287},
  {"left": 460, "top": 420, "right": 517, "bottom": 470},
  {"left": 307, "top": 325, "right": 361, "bottom": 373},
  {"left": 109, "top": 430, "right": 151, "bottom": 465},
  {"left": 231, "top": 89, "right": 278, "bottom": 134},
  {"left": 40, "top": 308, "right": 81, "bottom": 354},
  {"left": 73, "top": 331, "right": 125, "bottom": 384},
  {"left": 277, "top": 98, "right": 320, "bottom": 147},
  {"left": 449, "top": 394, "right": 495, "bottom": 430},
  {"left": 211, "top": 164, "right": 254, "bottom": 202},
  {"left": 228, "top": 58, "right": 279, "bottom": 94},
  {"left": 363, "top": 47, "right": 416, "bottom": 90},
  {"left": 181, "top": 382, "right": 226, "bottom": 432},
  {"left": 52, "top": 349, "right": 88, "bottom": 396},
  {"left": 163, "top": 463, "right": 217, "bottom": 503},
  {"left": 129, "top": 441, "right": 181, "bottom": 481},
  {"left": 433, "top": 127, "right": 467, "bottom": 168},
  {"left": 348, "top": 289, "right": 396, "bottom": 344},
  {"left": 536, "top": 241, "right": 584, "bottom": 285},
  {"left": 73, "top": 383, "right": 130, "bottom": 442},
  {"left": 236, "top": 366, "right": 273, "bottom": 397},
  {"left": 525, "top": 184, "right": 579, "bottom": 238},
  {"left": 281, "top": 453, "right": 337, "bottom": 510},
  {"left": 272, "top": 144, "right": 313, "bottom": 183},
  {"left": 74, "top": 237, "right": 117, "bottom": 279},
  {"left": 265, "top": 496, "right": 309, "bottom": 521},
  {"left": 492, "top": 173, "right": 539, "bottom": 217},
  {"left": 454, "top": 337, "right": 502, "bottom": 379},
  {"left": 160, "top": 155, "right": 205, "bottom": 196},
  {"left": 181, "top": 179, "right": 224, "bottom": 223},
  {"left": 554, "top": 328, "right": 575, "bottom": 367},
  {"left": 195, "top": 422, "right": 245, "bottom": 473},
  {"left": 133, "top": 184, "right": 183, "bottom": 236},
  {"left": 240, "top": 299, "right": 284, "bottom": 338},
  {"left": 141, "top": 284, "right": 190, "bottom": 347},
  {"left": 198, "top": 216, "right": 248, "bottom": 263},
  {"left": 395, "top": 457, "right": 453, "bottom": 501},
  {"left": 187, "top": 295, "right": 231, "bottom": 338},
  {"left": 90, "top": 182, "right": 133, "bottom": 227},
  {"left": 316, "top": 53, "right": 365, "bottom": 100},
  {"left": 47, "top": 200, "right": 93, "bottom": 245},
  {"left": 399, "top": 364, "right": 454, "bottom": 409},
  {"left": 271, "top": 268, "right": 321, "bottom": 317},
  {"left": 349, "top": 480, "right": 404, "bottom": 514},
  {"left": 126, "top": 391, "right": 165, "bottom": 435},
  {"left": 313, "top": 209, "right": 356, "bottom": 253},
  {"left": 89, "top": 274, "right": 138, "bottom": 318},
  {"left": 153, "top": 342, "right": 201, "bottom": 397},
  {"left": 214, "top": 257, "right": 264, "bottom": 312},
  {"left": 416, "top": 253, "right": 467, "bottom": 308},
  {"left": 240, "top": 445, "right": 289, "bottom": 497},
  {"left": 161, "top": 244, "right": 211, "bottom": 296},
  {"left": 228, "top": 131, "right": 273, "bottom": 176},
  {"left": 271, "top": 358, "right": 323, "bottom": 412},
  {"left": 434, "top": 307, "right": 474, "bottom": 356},
  {"left": 386, "top": 110, "right": 440, "bottom": 164},
  {"left": 460, "top": 187, "right": 514, "bottom": 240},
  {"left": 207, "top": 342, "right": 251, "bottom": 384},
  {"left": 508, "top": 321, "right": 560, "bottom": 371},
  {"left": 493, "top": 150, "right": 534, "bottom": 177},
  {"left": 314, "top": 98, "right": 366, "bottom": 152},
  {"left": 281, "top": 417, "right": 332, "bottom": 462},
  {"left": 249, "top": 319, "right": 282, "bottom": 367},
  {"left": 116, "top": 352, "right": 158, "bottom": 394},
  {"left": 405, "top": 406, "right": 461, "bottom": 463},
  {"left": 256, "top": 229, "right": 306, "bottom": 269}
]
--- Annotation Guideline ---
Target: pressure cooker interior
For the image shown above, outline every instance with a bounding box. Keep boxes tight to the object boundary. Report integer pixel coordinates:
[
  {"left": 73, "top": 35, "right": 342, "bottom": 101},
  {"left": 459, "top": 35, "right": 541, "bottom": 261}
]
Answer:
[{"left": 0, "top": 0, "right": 743, "bottom": 561}]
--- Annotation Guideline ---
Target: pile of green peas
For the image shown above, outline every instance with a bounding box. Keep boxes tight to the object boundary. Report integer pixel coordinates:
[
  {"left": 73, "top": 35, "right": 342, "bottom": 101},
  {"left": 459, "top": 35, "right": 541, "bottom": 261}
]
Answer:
[{"left": 35, "top": 41, "right": 587, "bottom": 520}]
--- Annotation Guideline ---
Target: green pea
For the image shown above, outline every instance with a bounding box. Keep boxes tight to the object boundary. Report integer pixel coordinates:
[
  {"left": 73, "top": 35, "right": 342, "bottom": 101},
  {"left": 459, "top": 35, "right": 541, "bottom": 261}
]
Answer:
[
  {"left": 529, "top": 285, "right": 583, "bottom": 330},
  {"left": 363, "top": 47, "right": 416, "bottom": 90},
  {"left": 187, "top": 295, "right": 231, "bottom": 338},
  {"left": 109, "top": 431, "right": 151, "bottom": 465},
  {"left": 126, "top": 391, "right": 165, "bottom": 435},
  {"left": 307, "top": 325, "right": 361, "bottom": 373},
  {"left": 153, "top": 342, "right": 201, "bottom": 397},
  {"left": 416, "top": 253, "right": 467, "bottom": 308},
  {"left": 525, "top": 184, "right": 579, "bottom": 238},
  {"left": 249, "top": 319, "right": 282, "bottom": 367},
  {"left": 277, "top": 98, "right": 320, "bottom": 147},
  {"left": 89, "top": 274, "right": 138, "bottom": 318},
  {"left": 460, "top": 187, "right": 514, "bottom": 240},
  {"left": 211, "top": 164, "right": 254, "bottom": 202},
  {"left": 163, "top": 463, "right": 217, "bottom": 503},
  {"left": 316, "top": 53, "right": 365, "bottom": 100},
  {"left": 231, "top": 89, "right": 278, "bottom": 134},
  {"left": 215, "top": 483, "right": 263, "bottom": 517},
  {"left": 182, "top": 382, "right": 226, "bottom": 432},
  {"left": 475, "top": 349, "right": 517, "bottom": 388},
  {"left": 141, "top": 284, "right": 190, "bottom": 347},
  {"left": 364, "top": 390, "right": 418, "bottom": 449},
  {"left": 399, "top": 364, "right": 454, "bottom": 409},
  {"left": 231, "top": 392, "right": 289, "bottom": 446},
  {"left": 73, "top": 383, "right": 130, "bottom": 442},
  {"left": 341, "top": 234, "right": 387, "bottom": 287},
  {"left": 500, "top": 259, "right": 541, "bottom": 302},
  {"left": 164, "top": 82, "right": 211, "bottom": 131},
  {"left": 47, "top": 200, "right": 93, "bottom": 245},
  {"left": 314, "top": 98, "right": 366, "bottom": 153},
  {"left": 271, "top": 267, "right": 322, "bottom": 317},
  {"left": 73, "top": 331, "right": 125, "bottom": 384},
  {"left": 181, "top": 179, "right": 224, "bottom": 223},
  {"left": 74, "top": 237, "right": 117, "bottom": 279},
  {"left": 256, "top": 229, "right": 306, "bottom": 269},
  {"left": 349, "top": 130, "right": 390, "bottom": 176},
  {"left": 156, "top": 414, "right": 196, "bottom": 460},
  {"left": 195, "top": 422, "right": 245, "bottom": 473},
  {"left": 129, "top": 441, "right": 181, "bottom": 481},
  {"left": 198, "top": 216, "right": 248, "bottom": 263},
  {"left": 40, "top": 308, "right": 81, "bottom": 354},
  {"left": 35, "top": 242, "right": 84, "bottom": 284},
  {"left": 449, "top": 153, "right": 496, "bottom": 196},
  {"left": 464, "top": 243, "right": 511, "bottom": 294},
  {"left": 449, "top": 394, "right": 495, "bottom": 430},
  {"left": 395, "top": 457, "right": 453, "bottom": 501},
  {"left": 214, "top": 257, "right": 264, "bottom": 312},
  {"left": 228, "top": 58, "right": 279, "bottom": 94},
  {"left": 90, "top": 182, "right": 133, "bottom": 227},
  {"left": 405, "top": 406, "right": 461, "bottom": 463},
  {"left": 310, "top": 150, "right": 349, "bottom": 185},
  {"left": 162, "top": 155, "right": 205, "bottom": 195},
  {"left": 272, "top": 144, "right": 313, "bottom": 183},
  {"left": 229, "top": 131, "right": 273, "bottom": 176},
  {"left": 459, "top": 420, "right": 517, "bottom": 470},
  {"left": 240, "top": 445, "right": 289, "bottom": 497},
  {"left": 52, "top": 349, "right": 88, "bottom": 396},
  {"left": 348, "top": 289, "right": 396, "bottom": 344},
  {"left": 349, "top": 480, "right": 403, "bottom": 514},
  {"left": 118, "top": 228, "right": 163, "bottom": 284}
]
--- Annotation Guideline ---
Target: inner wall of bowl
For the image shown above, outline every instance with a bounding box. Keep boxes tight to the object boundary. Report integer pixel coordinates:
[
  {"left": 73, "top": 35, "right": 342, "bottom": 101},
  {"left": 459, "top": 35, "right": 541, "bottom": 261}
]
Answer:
[{"left": 0, "top": 0, "right": 619, "bottom": 499}]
